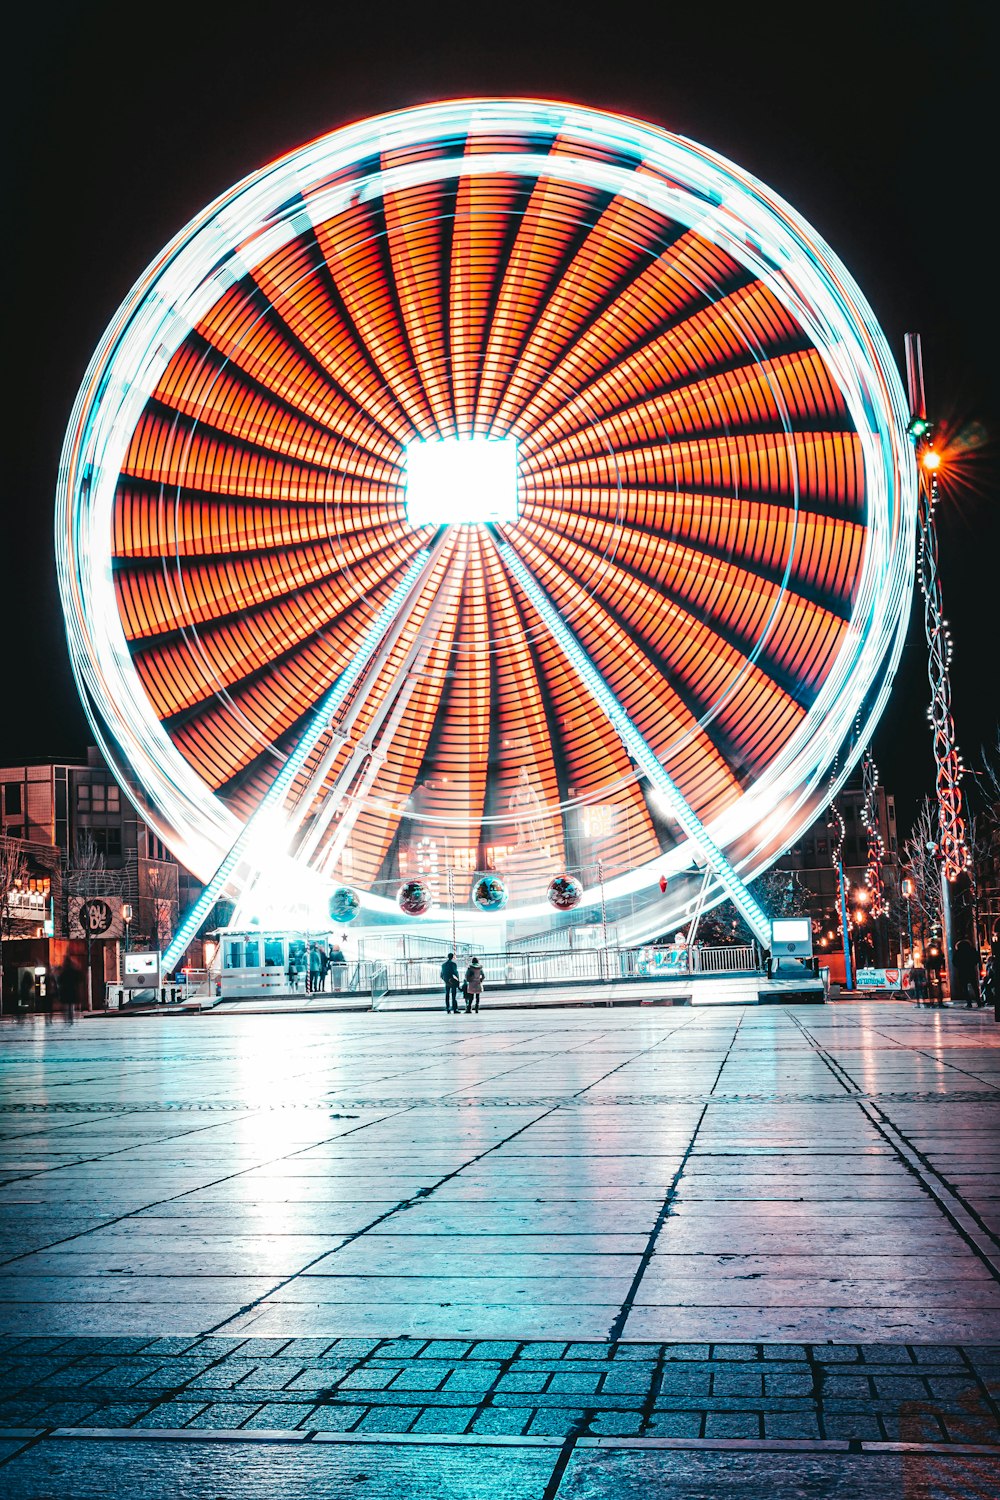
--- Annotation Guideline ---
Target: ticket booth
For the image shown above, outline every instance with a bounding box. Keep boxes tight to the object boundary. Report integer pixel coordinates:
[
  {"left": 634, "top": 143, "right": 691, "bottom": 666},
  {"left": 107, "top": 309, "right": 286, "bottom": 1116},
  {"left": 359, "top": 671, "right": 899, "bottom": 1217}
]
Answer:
[{"left": 770, "top": 917, "right": 815, "bottom": 979}]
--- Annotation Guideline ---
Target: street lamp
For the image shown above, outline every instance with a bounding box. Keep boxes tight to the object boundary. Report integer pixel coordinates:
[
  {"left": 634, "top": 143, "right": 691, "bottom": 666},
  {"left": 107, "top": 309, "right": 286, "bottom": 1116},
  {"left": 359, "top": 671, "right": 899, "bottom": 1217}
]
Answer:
[
  {"left": 905, "top": 332, "right": 970, "bottom": 1005},
  {"left": 122, "top": 902, "right": 133, "bottom": 953},
  {"left": 901, "top": 878, "right": 914, "bottom": 966}
]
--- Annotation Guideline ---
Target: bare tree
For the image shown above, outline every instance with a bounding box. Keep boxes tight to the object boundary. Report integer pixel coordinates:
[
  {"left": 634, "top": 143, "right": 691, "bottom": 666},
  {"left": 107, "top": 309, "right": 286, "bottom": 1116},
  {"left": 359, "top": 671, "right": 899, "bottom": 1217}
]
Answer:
[
  {"left": 0, "top": 837, "right": 29, "bottom": 1013},
  {"left": 902, "top": 797, "right": 942, "bottom": 950},
  {"left": 64, "top": 834, "right": 127, "bottom": 1009}
]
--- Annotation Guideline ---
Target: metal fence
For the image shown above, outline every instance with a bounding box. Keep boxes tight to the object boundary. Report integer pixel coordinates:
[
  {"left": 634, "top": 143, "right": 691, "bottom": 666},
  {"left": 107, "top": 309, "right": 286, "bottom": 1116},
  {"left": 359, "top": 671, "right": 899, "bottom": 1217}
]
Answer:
[
  {"left": 379, "top": 942, "right": 763, "bottom": 994},
  {"left": 690, "top": 944, "right": 760, "bottom": 974}
]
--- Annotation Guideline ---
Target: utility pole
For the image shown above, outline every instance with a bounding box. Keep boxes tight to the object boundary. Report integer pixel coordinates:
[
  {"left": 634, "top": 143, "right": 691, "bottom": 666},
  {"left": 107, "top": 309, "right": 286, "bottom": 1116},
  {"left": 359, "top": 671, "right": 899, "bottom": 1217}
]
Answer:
[{"left": 905, "top": 333, "right": 969, "bottom": 1004}]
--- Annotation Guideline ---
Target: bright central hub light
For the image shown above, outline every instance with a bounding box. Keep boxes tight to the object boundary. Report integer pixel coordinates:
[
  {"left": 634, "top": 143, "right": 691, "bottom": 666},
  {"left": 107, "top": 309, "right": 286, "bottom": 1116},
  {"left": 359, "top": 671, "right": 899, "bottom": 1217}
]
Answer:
[{"left": 404, "top": 436, "right": 519, "bottom": 527}]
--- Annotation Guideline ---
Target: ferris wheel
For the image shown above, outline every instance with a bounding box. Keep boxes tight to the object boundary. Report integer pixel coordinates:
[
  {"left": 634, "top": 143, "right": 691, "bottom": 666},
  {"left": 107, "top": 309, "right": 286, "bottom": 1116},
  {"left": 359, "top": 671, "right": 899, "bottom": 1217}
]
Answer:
[{"left": 56, "top": 99, "right": 915, "bottom": 954}]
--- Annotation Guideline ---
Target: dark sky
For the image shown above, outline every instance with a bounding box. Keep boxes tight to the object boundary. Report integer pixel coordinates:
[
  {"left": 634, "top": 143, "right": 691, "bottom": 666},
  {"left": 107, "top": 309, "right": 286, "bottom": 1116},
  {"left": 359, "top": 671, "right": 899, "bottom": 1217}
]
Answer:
[{"left": 5, "top": 0, "right": 997, "bottom": 837}]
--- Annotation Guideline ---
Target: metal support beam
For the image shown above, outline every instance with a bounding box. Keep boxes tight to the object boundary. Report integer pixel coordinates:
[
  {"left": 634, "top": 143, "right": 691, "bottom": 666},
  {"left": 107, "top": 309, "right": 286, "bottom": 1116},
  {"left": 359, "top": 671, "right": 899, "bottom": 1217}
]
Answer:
[
  {"left": 497, "top": 540, "right": 772, "bottom": 947},
  {"left": 162, "top": 549, "right": 431, "bottom": 970}
]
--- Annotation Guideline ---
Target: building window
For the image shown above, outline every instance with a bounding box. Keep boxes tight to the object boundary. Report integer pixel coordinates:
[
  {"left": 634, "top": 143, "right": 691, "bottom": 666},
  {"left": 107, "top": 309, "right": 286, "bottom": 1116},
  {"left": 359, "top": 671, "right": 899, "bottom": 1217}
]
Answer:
[
  {"left": 88, "top": 827, "right": 122, "bottom": 859},
  {"left": 107, "top": 785, "right": 120, "bottom": 812},
  {"left": 3, "top": 783, "right": 22, "bottom": 816},
  {"left": 76, "top": 784, "right": 90, "bottom": 809},
  {"left": 91, "top": 785, "right": 106, "bottom": 814}
]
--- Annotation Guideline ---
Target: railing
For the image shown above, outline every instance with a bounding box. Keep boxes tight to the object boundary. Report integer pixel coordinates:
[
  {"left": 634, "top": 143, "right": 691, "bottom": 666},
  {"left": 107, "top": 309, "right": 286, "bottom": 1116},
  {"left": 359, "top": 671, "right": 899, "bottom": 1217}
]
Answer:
[{"left": 690, "top": 944, "right": 760, "bottom": 974}]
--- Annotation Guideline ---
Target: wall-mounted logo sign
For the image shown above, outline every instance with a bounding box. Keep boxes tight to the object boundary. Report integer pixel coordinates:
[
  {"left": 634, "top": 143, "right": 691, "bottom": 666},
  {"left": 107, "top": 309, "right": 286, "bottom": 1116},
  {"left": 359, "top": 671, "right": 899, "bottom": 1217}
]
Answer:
[{"left": 68, "top": 896, "right": 124, "bottom": 940}]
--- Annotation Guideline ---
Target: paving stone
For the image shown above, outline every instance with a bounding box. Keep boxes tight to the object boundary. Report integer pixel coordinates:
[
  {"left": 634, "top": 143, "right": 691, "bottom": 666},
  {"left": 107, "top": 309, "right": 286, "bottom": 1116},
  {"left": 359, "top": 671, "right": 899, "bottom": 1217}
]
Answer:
[
  {"left": 527, "top": 1407, "right": 586, "bottom": 1436},
  {"left": 373, "top": 1338, "right": 426, "bottom": 1360},
  {"left": 763, "top": 1345, "right": 809, "bottom": 1361},
  {"left": 710, "top": 1344, "right": 760, "bottom": 1361},
  {"left": 32, "top": 1401, "right": 105, "bottom": 1425},
  {"left": 661, "top": 1344, "right": 710, "bottom": 1361},
  {"left": 471, "top": 1407, "right": 531, "bottom": 1435},
  {"left": 812, "top": 1345, "right": 861, "bottom": 1362},
  {"left": 614, "top": 1344, "right": 662, "bottom": 1361},
  {"left": 276, "top": 1338, "right": 338, "bottom": 1360},
  {"left": 338, "top": 1366, "right": 402, "bottom": 1390},
  {"left": 601, "top": 1366, "right": 656, "bottom": 1394},
  {"left": 182, "top": 1402, "right": 263, "bottom": 1428},
  {"left": 820, "top": 1411, "right": 882, "bottom": 1440},
  {"left": 387, "top": 1365, "right": 447, "bottom": 1392},
  {"left": 410, "top": 1406, "right": 476, "bottom": 1434},
  {"left": 469, "top": 1341, "right": 520, "bottom": 1360},
  {"left": 187, "top": 1338, "right": 247, "bottom": 1358},
  {"left": 872, "top": 1376, "right": 928, "bottom": 1400},
  {"left": 356, "top": 1406, "right": 420, "bottom": 1432},
  {"left": 418, "top": 1341, "right": 471, "bottom": 1360},
  {"left": 655, "top": 1366, "right": 711, "bottom": 1395},
  {"left": 764, "top": 1370, "right": 816, "bottom": 1396},
  {"left": 496, "top": 1371, "right": 550, "bottom": 1393},
  {"left": 546, "top": 1371, "right": 603, "bottom": 1395},
  {"left": 762, "top": 1412, "right": 822, "bottom": 1439},
  {"left": 711, "top": 1370, "right": 763, "bottom": 1397},
  {"left": 587, "top": 1410, "right": 644, "bottom": 1435},
  {"left": 704, "top": 1411, "right": 762, "bottom": 1438},
  {"left": 644, "top": 1411, "right": 703, "bottom": 1437},
  {"left": 518, "top": 1342, "right": 568, "bottom": 1360},
  {"left": 441, "top": 1364, "right": 502, "bottom": 1392},
  {"left": 132, "top": 1401, "right": 208, "bottom": 1427},
  {"left": 565, "top": 1343, "right": 612, "bottom": 1360},
  {"left": 327, "top": 1338, "right": 381, "bottom": 1359},
  {"left": 822, "top": 1374, "right": 873, "bottom": 1398},
  {"left": 306, "top": 1404, "right": 368, "bottom": 1431},
  {"left": 238, "top": 1402, "right": 317, "bottom": 1429},
  {"left": 231, "top": 1338, "right": 293, "bottom": 1358},
  {"left": 860, "top": 1343, "right": 914, "bottom": 1364}
]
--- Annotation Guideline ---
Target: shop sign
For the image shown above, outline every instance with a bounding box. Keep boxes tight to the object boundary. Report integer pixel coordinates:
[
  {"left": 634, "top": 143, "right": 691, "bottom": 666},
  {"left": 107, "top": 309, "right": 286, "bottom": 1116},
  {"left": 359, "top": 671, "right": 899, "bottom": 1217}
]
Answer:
[
  {"left": 68, "top": 896, "right": 124, "bottom": 940},
  {"left": 856, "top": 966, "right": 902, "bottom": 990}
]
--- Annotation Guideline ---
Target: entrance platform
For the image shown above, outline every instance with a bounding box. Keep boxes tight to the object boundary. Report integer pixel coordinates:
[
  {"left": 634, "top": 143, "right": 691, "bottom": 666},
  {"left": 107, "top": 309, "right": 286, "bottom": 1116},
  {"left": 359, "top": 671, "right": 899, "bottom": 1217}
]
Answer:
[
  {"left": 171, "top": 971, "right": 825, "bottom": 1016},
  {"left": 0, "top": 1002, "right": 996, "bottom": 1495}
]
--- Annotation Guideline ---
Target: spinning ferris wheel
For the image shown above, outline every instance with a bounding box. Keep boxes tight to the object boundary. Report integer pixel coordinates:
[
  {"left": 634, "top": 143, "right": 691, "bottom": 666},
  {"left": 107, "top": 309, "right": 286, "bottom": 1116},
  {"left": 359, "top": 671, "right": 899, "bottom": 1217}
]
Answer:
[{"left": 56, "top": 99, "right": 915, "bottom": 959}]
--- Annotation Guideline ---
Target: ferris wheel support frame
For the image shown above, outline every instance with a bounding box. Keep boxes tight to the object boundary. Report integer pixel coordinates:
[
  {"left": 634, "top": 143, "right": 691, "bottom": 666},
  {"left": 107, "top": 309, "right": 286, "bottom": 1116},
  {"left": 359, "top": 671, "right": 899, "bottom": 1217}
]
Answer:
[
  {"left": 162, "top": 548, "right": 432, "bottom": 970},
  {"left": 497, "top": 537, "right": 773, "bottom": 946}
]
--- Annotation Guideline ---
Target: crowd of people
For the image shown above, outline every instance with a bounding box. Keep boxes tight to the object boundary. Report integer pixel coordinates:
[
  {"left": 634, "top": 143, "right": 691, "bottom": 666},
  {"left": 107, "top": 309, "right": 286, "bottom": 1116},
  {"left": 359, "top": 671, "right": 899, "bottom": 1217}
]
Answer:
[{"left": 286, "top": 941, "right": 347, "bottom": 993}]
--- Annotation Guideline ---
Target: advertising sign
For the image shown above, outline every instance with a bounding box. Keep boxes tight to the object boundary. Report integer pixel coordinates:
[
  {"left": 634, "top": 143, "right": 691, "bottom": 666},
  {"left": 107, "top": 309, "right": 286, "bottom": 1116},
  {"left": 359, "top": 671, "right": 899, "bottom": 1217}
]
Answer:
[
  {"left": 68, "top": 895, "right": 124, "bottom": 940},
  {"left": 123, "top": 951, "right": 160, "bottom": 988},
  {"left": 637, "top": 945, "right": 689, "bottom": 977},
  {"left": 856, "top": 967, "right": 902, "bottom": 990}
]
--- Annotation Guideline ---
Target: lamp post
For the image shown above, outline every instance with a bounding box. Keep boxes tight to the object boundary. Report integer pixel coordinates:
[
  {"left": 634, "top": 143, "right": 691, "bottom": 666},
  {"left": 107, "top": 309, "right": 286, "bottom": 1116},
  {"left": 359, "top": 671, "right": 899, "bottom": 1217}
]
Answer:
[
  {"left": 122, "top": 903, "right": 132, "bottom": 954},
  {"left": 905, "top": 333, "right": 969, "bottom": 1006},
  {"left": 901, "top": 878, "right": 914, "bottom": 966},
  {"left": 836, "top": 858, "right": 853, "bottom": 991}
]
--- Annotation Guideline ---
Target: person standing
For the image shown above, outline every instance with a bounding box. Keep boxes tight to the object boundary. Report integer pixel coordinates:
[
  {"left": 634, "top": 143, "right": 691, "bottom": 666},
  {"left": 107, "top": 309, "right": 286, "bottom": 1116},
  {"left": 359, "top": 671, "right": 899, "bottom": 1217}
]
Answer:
[
  {"left": 308, "top": 944, "right": 322, "bottom": 994},
  {"left": 464, "top": 957, "right": 484, "bottom": 1014},
  {"left": 440, "top": 952, "right": 460, "bottom": 1013},
  {"left": 955, "top": 938, "right": 980, "bottom": 1008},
  {"left": 329, "top": 944, "right": 347, "bottom": 993}
]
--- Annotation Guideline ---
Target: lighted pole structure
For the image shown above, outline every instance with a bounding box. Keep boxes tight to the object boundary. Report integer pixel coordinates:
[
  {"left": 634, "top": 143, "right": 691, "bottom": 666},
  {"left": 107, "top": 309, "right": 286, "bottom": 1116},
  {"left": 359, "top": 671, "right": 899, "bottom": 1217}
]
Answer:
[
  {"left": 905, "top": 333, "right": 970, "bottom": 1004},
  {"left": 827, "top": 796, "right": 854, "bottom": 991},
  {"left": 901, "top": 877, "right": 914, "bottom": 966},
  {"left": 861, "top": 747, "right": 887, "bottom": 965}
]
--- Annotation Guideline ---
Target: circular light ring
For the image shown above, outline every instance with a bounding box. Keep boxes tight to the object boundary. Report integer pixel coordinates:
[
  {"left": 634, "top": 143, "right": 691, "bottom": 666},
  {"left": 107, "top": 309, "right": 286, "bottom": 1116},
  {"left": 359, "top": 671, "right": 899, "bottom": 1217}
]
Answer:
[{"left": 57, "top": 99, "right": 915, "bottom": 938}]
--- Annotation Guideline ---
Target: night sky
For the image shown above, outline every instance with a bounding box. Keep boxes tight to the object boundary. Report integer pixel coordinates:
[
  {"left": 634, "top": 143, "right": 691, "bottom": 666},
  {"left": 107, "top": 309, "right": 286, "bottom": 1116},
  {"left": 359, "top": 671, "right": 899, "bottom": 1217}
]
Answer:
[{"left": 6, "top": 0, "right": 997, "bottom": 839}]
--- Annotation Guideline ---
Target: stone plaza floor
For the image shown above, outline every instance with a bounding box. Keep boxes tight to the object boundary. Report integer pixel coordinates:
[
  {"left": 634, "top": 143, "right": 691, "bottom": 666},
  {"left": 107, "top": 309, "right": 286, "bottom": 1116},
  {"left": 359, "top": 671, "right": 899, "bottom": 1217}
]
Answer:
[{"left": 0, "top": 1001, "right": 997, "bottom": 1495}]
